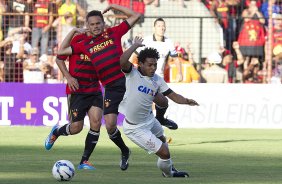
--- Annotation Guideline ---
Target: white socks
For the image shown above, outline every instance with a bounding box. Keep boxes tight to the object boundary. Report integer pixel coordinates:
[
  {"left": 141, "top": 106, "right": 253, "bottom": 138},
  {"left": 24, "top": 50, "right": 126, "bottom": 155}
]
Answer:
[{"left": 157, "top": 157, "right": 173, "bottom": 177}]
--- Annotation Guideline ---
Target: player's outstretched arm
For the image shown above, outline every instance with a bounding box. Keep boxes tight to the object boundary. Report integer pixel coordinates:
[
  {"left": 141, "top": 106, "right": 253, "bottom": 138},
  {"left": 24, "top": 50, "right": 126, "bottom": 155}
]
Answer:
[
  {"left": 166, "top": 91, "right": 199, "bottom": 106},
  {"left": 58, "top": 27, "right": 88, "bottom": 56},
  {"left": 102, "top": 4, "right": 141, "bottom": 27},
  {"left": 120, "top": 36, "right": 144, "bottom": 71}
]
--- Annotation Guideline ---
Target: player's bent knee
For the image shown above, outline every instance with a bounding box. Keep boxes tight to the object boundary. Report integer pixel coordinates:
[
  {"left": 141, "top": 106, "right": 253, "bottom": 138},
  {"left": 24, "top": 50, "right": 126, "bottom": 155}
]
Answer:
[
  {"left": 106, "top": 125, "right": 117, "bottom": 134},
  {"left": 156, "top": 143, "right": 170, "bottom": 159},
  {"left": 70, "top": 122, "right": 83, "bottom": 134},
  {"left": 89, "top": 120, "right": 102, "bottom": 131}
]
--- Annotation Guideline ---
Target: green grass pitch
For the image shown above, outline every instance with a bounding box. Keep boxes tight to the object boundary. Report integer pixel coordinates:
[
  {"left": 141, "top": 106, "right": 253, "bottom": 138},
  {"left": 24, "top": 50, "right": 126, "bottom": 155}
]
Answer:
[{"left": 0, "top": 126, "right": 282, "bottom": 184}]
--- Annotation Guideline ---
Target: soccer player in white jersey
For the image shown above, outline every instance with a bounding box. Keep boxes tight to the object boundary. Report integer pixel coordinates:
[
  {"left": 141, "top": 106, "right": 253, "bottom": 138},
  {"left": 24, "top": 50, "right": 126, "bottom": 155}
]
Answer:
[
  {"left": 133, "top": 18, "right": 183, "bottom": 130},
  {"left": 119, "top": 36, "right": 199, "bottom": 177}
]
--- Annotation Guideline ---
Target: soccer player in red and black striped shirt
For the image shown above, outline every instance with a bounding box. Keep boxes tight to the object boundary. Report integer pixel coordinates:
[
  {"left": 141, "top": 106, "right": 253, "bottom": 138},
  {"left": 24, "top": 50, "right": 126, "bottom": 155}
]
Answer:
[
  {"left": 45, "top": 33, "right": 103, "bottom": 170},
  {"left": 58, "top": 4, "right": 141, "bottom": 171}
]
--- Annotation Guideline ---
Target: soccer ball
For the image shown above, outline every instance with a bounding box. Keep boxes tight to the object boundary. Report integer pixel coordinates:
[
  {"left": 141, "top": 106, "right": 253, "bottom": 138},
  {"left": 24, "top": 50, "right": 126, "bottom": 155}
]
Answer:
[{"left": 52, "top": 160, "right": 75, "bottom": 181}]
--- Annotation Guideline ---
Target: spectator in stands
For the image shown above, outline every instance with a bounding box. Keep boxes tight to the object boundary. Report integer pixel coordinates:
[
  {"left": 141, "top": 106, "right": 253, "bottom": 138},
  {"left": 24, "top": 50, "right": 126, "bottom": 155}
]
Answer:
[
  {"left": 47, "top": 0, "right": 59, "bottom": 57},
  {"left": 10, "top": 28, "right": 32, "bottom": 56},
  {"left": 272, "top": 14, "right": 282, "bottom": 61},
  {"left": 173, "top": 43, "right": 200, "bottom": 83},
  {"left": 201, "top": 51, "right": 228, "bottom": 83},
  {"left": 210, "top": 0, "right": 240, "bottom": 51},
  {"left": 260, "top": 0, "right": 281, "bottom": 27},
  {"left": 245, "top": 0, "right": 262, "bottom": 9},
  {"left": 242, "top": 56, "right": 262, "bottom": 83},
  {"left": 41, "top": 62, "right": 56, "bottom": 82},
  {"left": 238, "top": 0, "right": 265, "bottom": 82},
  {"left": 105, "top": 0, "right": 156, "bottom": 27},
  {"left": 0, "top": 0, "right": 6, "bottom": 41},
  {"left": 271, "top": 60, "right": 282, "bottom": 84},
  {"left": 56, "top": 0, "right": 86, "bottom": 43},
  {"left": 31, "top": 0, "right": 54, "bottom": 57},
  {"left": 0, "top": 30, "right": 29, "bottom": 82},
  {"left": 6, "top": 0, "right": 31, "bottom": 37},
  {"left": 23, "top": 47, "right": 41, "bottom": 72},
  {"left": 220, "top": 42, "right": 244, "bottom": 83}
]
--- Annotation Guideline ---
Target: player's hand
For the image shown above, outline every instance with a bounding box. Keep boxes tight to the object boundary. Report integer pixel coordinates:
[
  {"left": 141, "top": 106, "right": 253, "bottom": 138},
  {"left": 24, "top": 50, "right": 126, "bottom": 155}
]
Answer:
[
  {"left": 232, "top": 41, "right": 240, "bottom": 50},
  {"left": 102, "top": 5, "right": 112, "bottom": 14},
  {"left": 66, "top": 76, "right": 79, "bottom": 91},
  {"left": 133, "top": 36, "right": 144, "bottom": 47},
  {"left": 186, "top": 98, "right": 199, "bottom": 106}
]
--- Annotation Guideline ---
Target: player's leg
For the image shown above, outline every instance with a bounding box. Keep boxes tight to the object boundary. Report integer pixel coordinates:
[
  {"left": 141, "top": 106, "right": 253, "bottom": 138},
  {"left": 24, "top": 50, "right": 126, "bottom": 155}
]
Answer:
[
  {"left": 122, "top": 118, "right": 175, "bottom": 177},
  {"left": 152, "top": 120, "right": 189, "bottom": 177},
  {"left": 104, "top": 113, "right": 130, "bottom": 170},
  {"left": 45, "top": 94, "right": 86, "bottom": 150},
  {"left": 78, "top": 94, "right": 103, "bottom": 170},
  {"left": 104, "top": 79, "right": 130, "bottom": 170},
  {"left": 154, "top": 95, "right": 178, "bottom": 130}
]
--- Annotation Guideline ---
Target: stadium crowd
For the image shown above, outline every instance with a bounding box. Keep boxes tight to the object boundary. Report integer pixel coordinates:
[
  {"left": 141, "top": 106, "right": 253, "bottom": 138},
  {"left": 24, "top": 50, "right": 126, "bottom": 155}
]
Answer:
[{"left": 0, "top": 0, "right": 281, "bottom": 84}]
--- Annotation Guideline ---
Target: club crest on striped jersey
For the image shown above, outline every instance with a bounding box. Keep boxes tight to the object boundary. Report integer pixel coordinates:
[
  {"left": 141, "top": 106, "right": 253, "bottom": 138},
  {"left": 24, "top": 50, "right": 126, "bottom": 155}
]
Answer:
[
  {"left": 102, "top": 32, "right": 109, "bottom": 39},
  {"left": 80, "top": 54, "right": 90, "bottom": 61}
]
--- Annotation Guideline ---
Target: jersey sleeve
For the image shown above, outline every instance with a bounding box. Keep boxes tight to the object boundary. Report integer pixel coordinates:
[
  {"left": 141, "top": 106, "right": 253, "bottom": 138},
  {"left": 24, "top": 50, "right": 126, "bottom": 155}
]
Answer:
[
  {"left": 111, "top": 21, "right": 131, "bottom": 38},
  {"left": 121, "top": 64, "right": 133, "bottom": 74},
  {"left": 157, "top": 75, "right": 170, "bottom": 94},
  {"left": 71, "top": 41, "right": 84, "bottom": 55},
  {"left": 124, "top": 66, "right": 137, "bottom": 78}
]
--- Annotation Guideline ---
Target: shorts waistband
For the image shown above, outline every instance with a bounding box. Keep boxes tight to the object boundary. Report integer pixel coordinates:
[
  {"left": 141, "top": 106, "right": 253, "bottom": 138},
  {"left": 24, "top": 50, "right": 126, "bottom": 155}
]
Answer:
[{"left": 125, "top": 119, "right": 137, "bottom": 125}]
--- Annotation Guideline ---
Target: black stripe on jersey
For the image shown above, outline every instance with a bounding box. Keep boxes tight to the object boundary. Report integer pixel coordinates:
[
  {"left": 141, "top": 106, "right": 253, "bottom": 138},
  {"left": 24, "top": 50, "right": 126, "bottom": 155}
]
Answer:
[
  {"left": 74, "top": 68, "right": 96, "bottom": 74},
  {"left": 76, "top": 60, "right": 93, "bottom": 66},
  {"left": 91, "top": 35, "right": 105, "bottom": 43},
  {"left": 163, "top": 89, "right": 173, "bottom": 96},
  {"left": 75, "top": 76, "right": 98, "bottom": 82},
  {"left": 98, "top": 60, "right": 120, "bottom": 74},
  {"left": 95, "top": 53, "right": 120, "bottom": 67},
  {"left": 90, "top": 45, "right": 117, "bottom": 60},
  {"left": 100, "top": 70, "right": 122, "bottom": 81}
]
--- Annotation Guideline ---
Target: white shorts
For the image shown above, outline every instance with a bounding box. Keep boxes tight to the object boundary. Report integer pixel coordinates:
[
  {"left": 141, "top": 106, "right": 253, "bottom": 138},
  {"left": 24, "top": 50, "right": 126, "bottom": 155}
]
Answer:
[{"left": 123, "top": 118, "right": 164, "bottom": 154}]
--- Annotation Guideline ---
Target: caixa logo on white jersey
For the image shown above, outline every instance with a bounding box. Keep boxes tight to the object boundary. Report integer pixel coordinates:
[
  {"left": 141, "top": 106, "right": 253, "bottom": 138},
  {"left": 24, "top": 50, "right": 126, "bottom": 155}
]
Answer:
[{"left": 138, "top": 85, "right": 156, "bottom": 96}]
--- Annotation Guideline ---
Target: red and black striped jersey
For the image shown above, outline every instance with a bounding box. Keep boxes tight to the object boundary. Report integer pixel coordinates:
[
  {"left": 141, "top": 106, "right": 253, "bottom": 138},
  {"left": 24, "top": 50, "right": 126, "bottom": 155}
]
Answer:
[
  {"left": 57, "top": 33, "right": 102, "bottom": 94},
  {"left": 72, "top": 21, "right": 130, "bottom": 86}
]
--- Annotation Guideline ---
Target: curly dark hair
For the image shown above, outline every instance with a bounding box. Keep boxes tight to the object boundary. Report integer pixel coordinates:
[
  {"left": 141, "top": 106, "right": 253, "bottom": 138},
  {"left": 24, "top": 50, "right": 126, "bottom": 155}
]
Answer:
[{"left": 137, "top": 47, "right": 160, "bottom": 64}]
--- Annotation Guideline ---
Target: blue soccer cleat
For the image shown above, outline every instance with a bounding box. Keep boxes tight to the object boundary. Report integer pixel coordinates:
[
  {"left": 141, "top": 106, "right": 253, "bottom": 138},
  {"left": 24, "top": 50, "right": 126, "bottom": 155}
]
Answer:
[
  {"left": 45, "top": 125, "right": 59, "bottom": 150},
  {"left": 78, "top": 161, "right": 96, "bottom": 170}
]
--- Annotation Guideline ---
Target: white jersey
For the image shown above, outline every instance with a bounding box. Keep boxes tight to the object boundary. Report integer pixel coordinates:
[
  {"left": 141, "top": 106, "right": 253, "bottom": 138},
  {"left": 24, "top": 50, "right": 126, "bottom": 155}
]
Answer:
[
  {"left": 136, "top": 35, "right": 178, "bottom": 78},
  {"left": 119, "top": 66, "right": 169, "bottom": 125}
]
